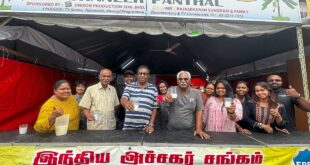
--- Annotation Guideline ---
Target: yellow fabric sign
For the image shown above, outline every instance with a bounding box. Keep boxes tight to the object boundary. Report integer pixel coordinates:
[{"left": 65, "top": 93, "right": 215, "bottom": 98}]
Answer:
[{"left": 0, "top": 146, "right": 309, "bottom": 165}]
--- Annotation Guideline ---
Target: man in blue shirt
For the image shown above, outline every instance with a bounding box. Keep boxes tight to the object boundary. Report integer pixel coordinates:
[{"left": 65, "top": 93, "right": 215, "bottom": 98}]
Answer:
[{"left": 121, "top": 65, "right": 158, "bottom": 134}]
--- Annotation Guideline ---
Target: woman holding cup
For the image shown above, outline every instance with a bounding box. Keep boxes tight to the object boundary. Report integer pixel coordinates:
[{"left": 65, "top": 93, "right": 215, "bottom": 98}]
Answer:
[
  {"left": 203, "top": 80, "right": 243, "bottom": 132},
  {"left": 34, "top": 80, "right": 80, "bottom": 133}
]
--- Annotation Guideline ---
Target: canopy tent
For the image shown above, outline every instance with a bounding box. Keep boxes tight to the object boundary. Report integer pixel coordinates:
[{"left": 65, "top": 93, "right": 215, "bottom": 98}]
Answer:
[
  {"left": 1, "top": 16, "right": 309, "bottom": 78},
  {"left": 1, "top": 2, "right": 310, "bottom": 131}
]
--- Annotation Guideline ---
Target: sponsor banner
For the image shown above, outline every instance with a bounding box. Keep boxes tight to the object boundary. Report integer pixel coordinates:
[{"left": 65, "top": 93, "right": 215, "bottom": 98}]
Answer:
[
  {"left": 0, "top": 146, "right": 310, "bottom": 164},
  {"left": 0, "top": 0, "right": 147, "bottom": 16},
  {"left": 147, "top": 0, "right": 301, "bottom": 23},
  {"left": 0, "top": 0, "right": 301, "bottom": 23}
]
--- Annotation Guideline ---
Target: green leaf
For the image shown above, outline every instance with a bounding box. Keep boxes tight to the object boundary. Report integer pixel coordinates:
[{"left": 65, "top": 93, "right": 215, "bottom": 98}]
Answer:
[
  {"left": 286, "top": 0, "right": 297, "bottom": 6},
  {"left": 262, "top": 0, "right": 274, "bottom": 10},
  {"left": 282, "top": 0, "right": 295, "bottom": 9},
  {"left": 273, "top": 1, "right": 277, "bottom": 7}
]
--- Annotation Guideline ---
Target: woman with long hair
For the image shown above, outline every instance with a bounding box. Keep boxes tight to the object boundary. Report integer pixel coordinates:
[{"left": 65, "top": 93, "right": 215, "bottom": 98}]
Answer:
[
  {"left": 234, "top": 81, "right": 252, "bottom": 135},
  {"left": 157, "top": 80, "right": 169, "bottom": 105},
  {"left": 203, "top": 80, "right": 243, "bottom": 132},
  {"left": 156, "top": 80, "right": 169, "bottom": 130},
  {"left": 245, "top": 82, "right": 289, "bottom": 134}
]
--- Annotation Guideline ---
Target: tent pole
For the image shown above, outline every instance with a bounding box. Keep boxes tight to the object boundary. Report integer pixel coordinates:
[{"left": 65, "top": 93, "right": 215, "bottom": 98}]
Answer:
[
  {"left": 0, "top": 17, "right": 12, "bottom": 28},
  {"left": 296, "top": 26, "right": 310, "bottom": 131}
]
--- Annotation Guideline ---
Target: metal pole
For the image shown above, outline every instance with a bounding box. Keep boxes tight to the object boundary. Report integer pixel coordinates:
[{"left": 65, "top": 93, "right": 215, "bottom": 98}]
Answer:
[
  {"left": 296, "top": 26, "right": 310, "bottom": 130},
  {"left": 0, "top": 17, "right": 12, "bottom": 28}
]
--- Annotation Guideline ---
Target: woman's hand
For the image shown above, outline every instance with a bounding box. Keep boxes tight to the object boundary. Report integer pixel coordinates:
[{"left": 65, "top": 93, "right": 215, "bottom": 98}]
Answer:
[
  {"left": 226, "top": 102, "right": 236, "bottom": 114},
  {"left": 262, "top": 124, "right": 273, "bottom": 134},
  {"left": 238, "top": 128, "right": 252, "bottom": 135},
  {"left": 50, "top": 107, "right": 64, "bottom": 119},
  {"left": 48, "top": 107, "right": 64, "bottom": 125},
  {"left": 270, "top": 104, "right": 280, "bottom": 118}
]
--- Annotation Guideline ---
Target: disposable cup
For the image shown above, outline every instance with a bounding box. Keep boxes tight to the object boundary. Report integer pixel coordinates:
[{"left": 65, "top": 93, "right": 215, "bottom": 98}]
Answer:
[
  {"left": 224, "top": 97, "right": 233, "bottom": 108},
  {"left": 19, "top": 124, "right": 28, "bottom": 134},
  {"left": 133, "top": 100, "right": 139, "bottom": 111}
]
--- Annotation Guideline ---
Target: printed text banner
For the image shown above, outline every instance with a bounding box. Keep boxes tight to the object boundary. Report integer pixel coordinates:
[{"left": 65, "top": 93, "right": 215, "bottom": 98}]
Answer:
[
  {"left": 0, "top": 146, "right": 310, "bottom": 165},
  {"left": 0, "top": 0, "right": 301, "bottom": 23}
]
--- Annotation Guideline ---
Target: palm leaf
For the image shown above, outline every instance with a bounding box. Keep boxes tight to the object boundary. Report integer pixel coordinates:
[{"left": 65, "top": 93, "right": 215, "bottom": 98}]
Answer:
[
  {"left": 286, "top": 0, "right": 297, "bottom": 6},
  {"left": 282, "top": 0, "right": 295, "bottom": 9},
  {"left": 262, "top": 0, "right": 274, "bottom": 10}
]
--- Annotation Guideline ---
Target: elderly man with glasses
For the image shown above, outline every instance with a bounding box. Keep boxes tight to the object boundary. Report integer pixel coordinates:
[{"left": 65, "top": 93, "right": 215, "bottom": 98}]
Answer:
[
  {"left": 163, "top": 71, "right": 210, "bottom": 139},
  {"left": 267, "top": 74, "right": 310, "bottom": 130},
  {"left": 120, "top": 65, "right": 158, "bottom": 134}
]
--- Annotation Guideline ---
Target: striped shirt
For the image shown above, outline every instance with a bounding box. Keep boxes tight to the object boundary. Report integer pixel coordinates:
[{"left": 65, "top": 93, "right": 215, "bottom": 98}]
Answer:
[
  {"left": 122, "top": 82, "right": 158, "bottom": 130},
  {"left": 79, "top": 83, "right": 119, "bottom": 130}
]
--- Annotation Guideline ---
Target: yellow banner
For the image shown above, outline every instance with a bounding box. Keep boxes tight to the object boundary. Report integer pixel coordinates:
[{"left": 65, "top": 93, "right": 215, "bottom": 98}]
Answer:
[{"left": 0, "top": 146, "right": 309, "bottom": 165}]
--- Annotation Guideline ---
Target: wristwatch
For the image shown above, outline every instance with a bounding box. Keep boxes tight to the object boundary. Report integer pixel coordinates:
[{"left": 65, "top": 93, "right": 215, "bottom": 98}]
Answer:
[
  {"left": 147, "top": 123, "right": 154, "bottom": 127},
  {"left": 257, "top": 123, "right": 263, "bottom": 129}
]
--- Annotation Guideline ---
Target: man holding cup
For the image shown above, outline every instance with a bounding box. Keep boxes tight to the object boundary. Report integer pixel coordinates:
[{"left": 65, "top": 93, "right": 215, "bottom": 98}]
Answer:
[
  {"left": 120, "top": 65, "right": 158, "bottom": 134},
  {"left": 163, "top": 71, "right": 210, "bottom": 139},
  {"left": 267, "top": 74, "right": 310, "bottom": 129},
  {"left": 79, "top": 68, "right": 120, "bottom": 130}
]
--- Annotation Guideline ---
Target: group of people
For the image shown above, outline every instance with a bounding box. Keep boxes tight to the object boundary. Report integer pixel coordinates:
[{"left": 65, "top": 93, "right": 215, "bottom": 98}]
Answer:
[{"left": 33, "top": 65, "right": 310, "bottom": 139}]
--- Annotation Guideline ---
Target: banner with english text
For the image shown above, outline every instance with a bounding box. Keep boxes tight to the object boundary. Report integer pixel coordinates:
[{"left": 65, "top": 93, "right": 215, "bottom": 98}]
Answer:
[{"left": 0, "top": 0, "right": 301, "bottom": 23}]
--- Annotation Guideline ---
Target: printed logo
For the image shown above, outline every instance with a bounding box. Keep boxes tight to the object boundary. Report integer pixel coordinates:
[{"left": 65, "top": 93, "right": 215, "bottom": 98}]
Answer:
[{"left": 293, "top": 149, "right": 310, "bottom": 165}]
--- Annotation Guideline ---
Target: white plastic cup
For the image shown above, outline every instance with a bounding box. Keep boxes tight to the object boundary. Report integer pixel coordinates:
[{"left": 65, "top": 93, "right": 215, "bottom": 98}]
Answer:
[
  {"left": 199, "top": 86, "right": 205, "bottom": 93},
  {"left": 55, "top": 114, "right": 69, "bottom": 136},
  {"left": 224, "top": 97, "right": 233, "bottom": 108},
  {"left": 55, "top": 125, "right": 68, "bottom": 136},
  {"left": 171, "top": 87, "right": 178, "bottom": 99},
  {"left": 92, "top": 111, "right": 99, "bottom": 121},
  {"left": 133, "top": 100, "right": 139, "bottom": 111},
  {"left": 19, "top": 124, "right": 28, "bottom": 134}
]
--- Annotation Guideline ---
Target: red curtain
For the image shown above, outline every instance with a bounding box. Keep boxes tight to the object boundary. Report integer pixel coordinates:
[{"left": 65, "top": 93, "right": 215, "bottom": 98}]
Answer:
[{"left": 0, "top": 59, "right": 96, "bottom": 130}]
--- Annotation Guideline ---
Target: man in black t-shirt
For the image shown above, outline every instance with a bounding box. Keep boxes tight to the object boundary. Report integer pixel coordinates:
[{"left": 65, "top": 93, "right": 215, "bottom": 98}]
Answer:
[
  {"left": 267, "top": 74, "right": 310, "bottom": 129},
  {"left": 116, "top": 70, "right": 135, "bottom": 129}
]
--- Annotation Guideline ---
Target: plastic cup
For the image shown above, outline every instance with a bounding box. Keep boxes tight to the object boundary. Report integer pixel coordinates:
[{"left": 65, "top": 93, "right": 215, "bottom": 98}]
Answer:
[
  {"left": 92, "top": 111, "right": 99, "bottom": 121},
  {"left": 224, "top": 97, "right": 232, "bottom": 108},
  {"left": 133, "top": 100, "right": 139, "bottom": 111},
  {"left": 55, "top": 114, "right": 69, "bottom": 136},
  {"left": 199, "top": 86, "right": 205, "bottom": 93},
  {"left": 19, "top": 124, "right": 28, "bottom": 134},
  {"left": 171, "top": 87, "right": 178, "bottom": 99},
  {"left": 55, "top": 125, "right": 68, "bottom": 136}
]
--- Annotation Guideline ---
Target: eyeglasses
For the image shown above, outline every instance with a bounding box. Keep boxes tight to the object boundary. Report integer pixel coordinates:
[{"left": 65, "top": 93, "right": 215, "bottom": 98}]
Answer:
[
  {"left": 178, "top": 78, "right": 189, "bottom": 81},
  {"left": 138, "top": 72, "right": 149, "bottom": 75},
  {"left": 267, "top": 79, "right": 281, "bottom": 83}
]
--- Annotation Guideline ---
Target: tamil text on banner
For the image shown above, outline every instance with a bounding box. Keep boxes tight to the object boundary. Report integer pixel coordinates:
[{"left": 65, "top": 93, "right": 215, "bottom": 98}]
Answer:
[{"left": 1, "top": 146, "right": 310, "bottom": 165}]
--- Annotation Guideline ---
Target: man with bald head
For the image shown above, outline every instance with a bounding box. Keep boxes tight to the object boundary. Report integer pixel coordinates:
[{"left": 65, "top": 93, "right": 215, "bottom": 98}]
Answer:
[
  {"left": 267, "top": 74, "right": 310, "bottom": 129},
  {"left": 163, "top": 71, "right": 210, "bottom": 139},
  {"left": 79, "top": 68, "right": 120, "bottom": 130}
]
